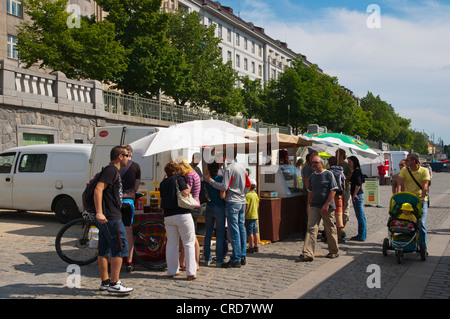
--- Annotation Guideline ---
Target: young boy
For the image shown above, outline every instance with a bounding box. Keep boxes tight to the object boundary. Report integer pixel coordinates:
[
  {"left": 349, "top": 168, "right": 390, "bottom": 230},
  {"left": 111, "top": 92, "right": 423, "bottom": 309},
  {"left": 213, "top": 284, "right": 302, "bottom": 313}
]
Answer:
[
  {"left": 245, "top": 179, "right": 260, "bottom": 253},
  {"left": 392, "top": 203, "right": 417, "bottom": 230},
  {"left": 398, "top": 203, "right": 417, "bottom": 222}
]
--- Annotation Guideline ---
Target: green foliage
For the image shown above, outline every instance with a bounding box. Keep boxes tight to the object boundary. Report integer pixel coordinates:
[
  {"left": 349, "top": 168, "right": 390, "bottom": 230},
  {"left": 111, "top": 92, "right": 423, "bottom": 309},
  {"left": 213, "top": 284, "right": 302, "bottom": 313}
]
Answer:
[
  {"left": 360, "top": 92, "right": 428, "bottom": 152},
  {"left": 96, "top": 0, "right": 178, "bottom": 96},
  {"left": 165, "top": 10, "right": 242, "bottom": 114},
  {"left": 17, "top": 0, "right": 126, "bottom": 82}
]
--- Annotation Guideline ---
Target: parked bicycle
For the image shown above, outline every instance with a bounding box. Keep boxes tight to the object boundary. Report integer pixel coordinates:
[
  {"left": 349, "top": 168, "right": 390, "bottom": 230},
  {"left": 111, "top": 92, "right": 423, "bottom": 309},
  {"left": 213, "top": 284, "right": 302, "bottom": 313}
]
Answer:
[{"left": 55, "top": 194, "right": 167, "bottom": 270}]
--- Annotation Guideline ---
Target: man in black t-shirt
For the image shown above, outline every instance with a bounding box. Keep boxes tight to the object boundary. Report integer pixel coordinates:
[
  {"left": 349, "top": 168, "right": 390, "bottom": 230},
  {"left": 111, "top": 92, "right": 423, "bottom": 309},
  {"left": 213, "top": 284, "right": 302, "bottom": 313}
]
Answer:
[
  {"left": 94, "top": 145, "right": 133, "bottom": 294},
  {"left": 120, "top": 145, "right": 141, "bottom": 272}
]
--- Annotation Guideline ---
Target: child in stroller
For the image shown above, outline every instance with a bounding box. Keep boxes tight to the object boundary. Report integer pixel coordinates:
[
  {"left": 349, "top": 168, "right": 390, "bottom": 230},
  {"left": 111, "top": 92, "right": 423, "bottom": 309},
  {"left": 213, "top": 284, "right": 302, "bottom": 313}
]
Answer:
[
  {"left": 391, "top": 203, "right": 417, "bottom": 231},
  {"left": 383, "top": 192, "right": 426, "bottom": 264}
]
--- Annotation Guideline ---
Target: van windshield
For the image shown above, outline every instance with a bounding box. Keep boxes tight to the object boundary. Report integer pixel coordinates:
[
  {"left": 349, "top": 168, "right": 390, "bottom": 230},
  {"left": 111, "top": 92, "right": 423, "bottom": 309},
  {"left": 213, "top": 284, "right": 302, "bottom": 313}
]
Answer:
[{"left": 0, "top": 153, "right": 16, "bottom": 174}]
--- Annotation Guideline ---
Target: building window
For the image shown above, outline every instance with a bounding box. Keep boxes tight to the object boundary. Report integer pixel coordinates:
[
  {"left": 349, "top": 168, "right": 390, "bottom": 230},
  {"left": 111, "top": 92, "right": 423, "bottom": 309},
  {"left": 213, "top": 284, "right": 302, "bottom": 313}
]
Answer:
[
  {"left": 218, "top": 24, "right": 222, "bottom": 38},
  {"left": 258, "top": 65, "right": 262, "bottom": 76},
  {"left": 252, "top": 62, "right": 256, "bottom": 74},
  {"left": 244, "top": 38, "right": 248, "bottom": 50},
  {"left": 227, "top": 51, "right": 232, "bottom": 62},
  {"left": 236, "top": 33, "right": 240, "bottom": 46},
  {"left": 7, "top": 35, "right": 19, "bottom": 60},
  {"left": 236, "top": 54, "right": 240, "bottom": 68},
  {"left": 227, "top": 29, "right": 231, "bottom": 42},
  {"left": 258, "top": 45, "right": 262, "bottom": 57},
  {"left": 7, "top": 0, "right": 22, "bottom": 17},
  {"left": 251, "top": 42, "right": 255, "bottom": 54},
  {"left": 244, "top": 58, "right": 248, "bottom": 71}
]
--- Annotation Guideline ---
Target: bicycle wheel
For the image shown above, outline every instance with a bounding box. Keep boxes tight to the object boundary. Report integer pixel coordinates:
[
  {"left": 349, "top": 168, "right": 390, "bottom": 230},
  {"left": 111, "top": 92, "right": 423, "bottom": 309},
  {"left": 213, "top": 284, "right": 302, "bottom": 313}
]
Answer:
[
  {"left": 55, "top": 218, "right": 98, "bottom": 265},
  {"left": 133, "top": 219, "right": 167, "bottom": 270}
]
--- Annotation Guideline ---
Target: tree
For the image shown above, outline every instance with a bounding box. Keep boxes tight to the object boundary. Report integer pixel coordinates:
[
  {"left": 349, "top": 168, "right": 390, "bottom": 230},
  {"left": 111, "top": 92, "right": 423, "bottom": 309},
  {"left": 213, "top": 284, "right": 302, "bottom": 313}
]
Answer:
[
  {"left": 410, "top": 130, "right": 429, "bottom": 154},
  {"left": 240, "top": 76, "right": 264, "bottom": 119},
  {"left": 17, "top": 0, "right": 127, "bottom": 82},
  {"left": 360, "top": 92, "right": 402, "bottom": 144},
  {"left": 258, "top": 59, "right": 371, "bottom": 136},
  {"left": 96, "top": 0, "right": 180, "bottom": 96},
  {"left": 165, "top": 10, "right": 242, "bottom": 114}
]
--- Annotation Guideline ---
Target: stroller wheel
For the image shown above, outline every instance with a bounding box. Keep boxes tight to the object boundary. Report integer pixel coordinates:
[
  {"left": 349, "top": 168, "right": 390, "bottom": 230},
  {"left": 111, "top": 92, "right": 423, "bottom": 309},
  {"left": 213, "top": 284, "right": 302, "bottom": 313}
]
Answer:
[
  {"left": 396, "top": 250, "right": 403, "bottom": 264},
  {"left": 382, "top": 238, "right": 390, "bottom": 256},
  {"left": 419, "top": 242, "right": 427, "bottom": 261}
]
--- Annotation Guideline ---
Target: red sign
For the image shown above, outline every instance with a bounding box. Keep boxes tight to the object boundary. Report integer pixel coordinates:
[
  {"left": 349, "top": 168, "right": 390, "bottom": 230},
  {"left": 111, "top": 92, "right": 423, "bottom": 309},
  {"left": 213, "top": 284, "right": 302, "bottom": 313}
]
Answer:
[{"left": 99, "top": 130, "right": 109, "bottom": 137}]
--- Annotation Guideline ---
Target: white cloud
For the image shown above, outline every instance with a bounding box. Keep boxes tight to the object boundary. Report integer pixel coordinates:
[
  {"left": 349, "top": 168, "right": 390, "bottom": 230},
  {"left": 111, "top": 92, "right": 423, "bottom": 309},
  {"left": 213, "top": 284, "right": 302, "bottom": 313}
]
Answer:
[{"left": 239, "top": 2, "right": 450, "bottom": 144}]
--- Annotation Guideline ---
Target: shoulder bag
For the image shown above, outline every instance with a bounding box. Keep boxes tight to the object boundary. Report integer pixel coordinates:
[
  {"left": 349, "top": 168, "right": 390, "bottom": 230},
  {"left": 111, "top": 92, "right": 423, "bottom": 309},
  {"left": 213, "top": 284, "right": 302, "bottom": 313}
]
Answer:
[
  {"left": 176, "top": 178, "right": 199, "bottom": 210},
  {"left": 406, "top": 167, "right": 429, "bottom": 200},
  {"left": 406, "top": 167, "right": 422, "bottom": 189}
]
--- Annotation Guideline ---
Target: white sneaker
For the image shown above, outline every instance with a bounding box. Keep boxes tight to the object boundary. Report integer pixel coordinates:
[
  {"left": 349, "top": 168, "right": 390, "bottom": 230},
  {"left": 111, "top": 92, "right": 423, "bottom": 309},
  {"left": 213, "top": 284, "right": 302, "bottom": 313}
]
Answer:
[{"left": 107, "top": 280, "right": 133, "bottom": 293}]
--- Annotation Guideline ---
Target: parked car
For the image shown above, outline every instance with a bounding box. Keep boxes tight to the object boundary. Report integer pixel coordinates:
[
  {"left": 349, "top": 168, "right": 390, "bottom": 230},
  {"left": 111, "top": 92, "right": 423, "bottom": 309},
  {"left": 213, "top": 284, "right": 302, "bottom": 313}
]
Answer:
[{"left": 422, "top": 161, "right": 447, "bottom": 173}]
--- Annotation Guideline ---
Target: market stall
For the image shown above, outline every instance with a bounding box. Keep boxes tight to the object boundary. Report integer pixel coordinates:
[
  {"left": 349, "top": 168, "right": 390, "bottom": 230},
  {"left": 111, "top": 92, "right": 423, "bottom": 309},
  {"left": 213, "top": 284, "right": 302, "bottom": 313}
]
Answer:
[{"left": 252, "top": 133, "right": 312, "bottom": 242}]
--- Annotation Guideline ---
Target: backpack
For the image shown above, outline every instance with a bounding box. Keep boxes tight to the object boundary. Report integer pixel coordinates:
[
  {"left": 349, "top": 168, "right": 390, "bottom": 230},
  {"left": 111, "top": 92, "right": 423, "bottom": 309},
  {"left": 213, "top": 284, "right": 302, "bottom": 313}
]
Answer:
[
  {"left": 82, "top": 165, "right": 118, "bottom": 213},
  {"left": 329, "top": 166, "right": 344, "bottom": 195}
]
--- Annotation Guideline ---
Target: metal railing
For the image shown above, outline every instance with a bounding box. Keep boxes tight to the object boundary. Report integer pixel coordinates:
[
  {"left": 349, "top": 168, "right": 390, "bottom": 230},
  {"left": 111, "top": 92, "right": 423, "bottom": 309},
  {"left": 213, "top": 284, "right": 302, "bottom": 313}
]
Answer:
[{"left": 103, "top": 90, "right": 289, "bottom": 134}]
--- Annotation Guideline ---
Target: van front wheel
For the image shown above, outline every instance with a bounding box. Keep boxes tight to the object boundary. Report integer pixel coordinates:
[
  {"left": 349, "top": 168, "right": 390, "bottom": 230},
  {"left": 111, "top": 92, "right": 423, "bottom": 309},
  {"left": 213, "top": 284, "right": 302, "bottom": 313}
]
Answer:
[{"left": 54, "top": 197, "right": 80, "bottom": 224}]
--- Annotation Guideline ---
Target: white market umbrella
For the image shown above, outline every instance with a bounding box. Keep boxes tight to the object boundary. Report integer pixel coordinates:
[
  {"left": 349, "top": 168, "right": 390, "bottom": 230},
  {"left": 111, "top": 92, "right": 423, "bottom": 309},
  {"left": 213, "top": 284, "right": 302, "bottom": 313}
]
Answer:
[{"left": 130, "top": 120, "right": 257, "bottom": 157}]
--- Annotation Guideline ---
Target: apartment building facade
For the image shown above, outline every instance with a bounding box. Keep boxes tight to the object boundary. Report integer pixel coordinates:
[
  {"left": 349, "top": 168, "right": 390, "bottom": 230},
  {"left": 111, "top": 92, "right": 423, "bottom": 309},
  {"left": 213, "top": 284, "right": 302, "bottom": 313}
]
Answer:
[{"left": 178, "top": 0, "right": 321, "bottom": 85}]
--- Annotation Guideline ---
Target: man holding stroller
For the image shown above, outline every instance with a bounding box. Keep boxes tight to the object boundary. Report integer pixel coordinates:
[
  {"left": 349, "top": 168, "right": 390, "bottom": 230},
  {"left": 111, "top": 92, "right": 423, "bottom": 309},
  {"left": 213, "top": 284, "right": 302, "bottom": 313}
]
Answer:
[{"left": 396, "top": 152, "right": 430, "bottom": 253}]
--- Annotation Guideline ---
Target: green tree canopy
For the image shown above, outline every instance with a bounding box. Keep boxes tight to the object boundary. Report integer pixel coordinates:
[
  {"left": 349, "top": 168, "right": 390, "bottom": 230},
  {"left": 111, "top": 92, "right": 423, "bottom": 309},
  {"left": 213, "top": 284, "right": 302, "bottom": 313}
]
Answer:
[
  {"left": 165, "top": 10, "right": 243, "bottom": 114},
  {"left": 17, "top": 0, "right": 127, "bottom": 82},
  {"left": 95, "top": 0, "right": 180, "bottom": 96}
]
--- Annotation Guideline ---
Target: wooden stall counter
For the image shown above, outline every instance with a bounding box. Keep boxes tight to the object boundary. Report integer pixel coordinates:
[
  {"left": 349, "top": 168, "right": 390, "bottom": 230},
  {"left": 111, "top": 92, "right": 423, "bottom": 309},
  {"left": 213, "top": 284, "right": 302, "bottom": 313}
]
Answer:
[{"left": 258, "top": 193, "right": 306, "bottom": 242}]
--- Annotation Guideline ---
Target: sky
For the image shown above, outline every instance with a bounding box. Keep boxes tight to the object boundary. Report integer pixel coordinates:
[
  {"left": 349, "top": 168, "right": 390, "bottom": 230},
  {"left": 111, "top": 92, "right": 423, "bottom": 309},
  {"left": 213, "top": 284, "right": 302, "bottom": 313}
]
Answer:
[{"left": 218, "top": 0, "right": 450, "bottom": 146}]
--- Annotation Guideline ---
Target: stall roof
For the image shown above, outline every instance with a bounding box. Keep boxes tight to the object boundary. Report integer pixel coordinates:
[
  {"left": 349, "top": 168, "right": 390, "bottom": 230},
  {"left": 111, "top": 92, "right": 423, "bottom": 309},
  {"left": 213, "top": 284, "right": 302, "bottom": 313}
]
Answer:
[{"left": 251, "top": 133, "right": 312, "bottom": 149}]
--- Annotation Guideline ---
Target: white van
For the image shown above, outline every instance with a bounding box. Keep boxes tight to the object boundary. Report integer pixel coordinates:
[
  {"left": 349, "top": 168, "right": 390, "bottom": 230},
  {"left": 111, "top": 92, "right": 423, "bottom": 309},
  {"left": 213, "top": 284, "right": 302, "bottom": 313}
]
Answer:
[
  {"left": 0, "top": 144, "right": 92, "bottom": 223},
  {"left": 89, "top": 126, "right": 162, "bottom": 188},
  {"left": 390, "top": 151, "right": 409, "bottom": 175},
  {"left": 90, "top": 126, "right": 200, "bottom": 195}
]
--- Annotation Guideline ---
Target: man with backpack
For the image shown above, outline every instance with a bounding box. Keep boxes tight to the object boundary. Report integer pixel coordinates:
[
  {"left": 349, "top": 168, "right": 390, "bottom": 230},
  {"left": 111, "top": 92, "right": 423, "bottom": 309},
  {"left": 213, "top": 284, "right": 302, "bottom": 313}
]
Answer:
[
  {"left": 94, "top": 146, "right": 133, "bottom": 293},
  {"left": 328, "top": 156, "right": 346, "bottom": 243}
]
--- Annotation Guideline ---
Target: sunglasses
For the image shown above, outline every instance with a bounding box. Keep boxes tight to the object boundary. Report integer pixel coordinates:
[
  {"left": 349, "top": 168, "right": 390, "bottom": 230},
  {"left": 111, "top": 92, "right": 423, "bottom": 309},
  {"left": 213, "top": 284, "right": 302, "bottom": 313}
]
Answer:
[
  {"left": 311, "top": 161, "right": 322, "bottom": 164},
  {"left": 122, "top": 153, "right": 130, "bottom": 157}
]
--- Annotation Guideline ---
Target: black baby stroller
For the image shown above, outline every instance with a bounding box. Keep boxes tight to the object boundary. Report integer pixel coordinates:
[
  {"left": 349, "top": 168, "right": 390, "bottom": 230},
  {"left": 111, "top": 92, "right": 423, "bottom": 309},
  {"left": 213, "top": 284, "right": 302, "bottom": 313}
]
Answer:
[{"left": 382, "top": 192, "right": 426, "bottom": 264}]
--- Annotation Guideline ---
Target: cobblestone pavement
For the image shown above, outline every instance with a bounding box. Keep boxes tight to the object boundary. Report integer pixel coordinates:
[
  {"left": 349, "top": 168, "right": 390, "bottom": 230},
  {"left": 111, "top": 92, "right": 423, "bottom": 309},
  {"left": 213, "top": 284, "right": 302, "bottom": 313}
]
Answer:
[{"left": 0, "top": 173, "right": 448, "bottom": 300}]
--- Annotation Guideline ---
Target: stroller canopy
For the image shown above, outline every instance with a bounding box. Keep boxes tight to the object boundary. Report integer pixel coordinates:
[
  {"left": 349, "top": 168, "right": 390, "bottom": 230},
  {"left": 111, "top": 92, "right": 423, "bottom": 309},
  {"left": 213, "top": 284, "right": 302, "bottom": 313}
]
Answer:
[{"left": 389, "top": 192, "right": 422, "bottom": 220}]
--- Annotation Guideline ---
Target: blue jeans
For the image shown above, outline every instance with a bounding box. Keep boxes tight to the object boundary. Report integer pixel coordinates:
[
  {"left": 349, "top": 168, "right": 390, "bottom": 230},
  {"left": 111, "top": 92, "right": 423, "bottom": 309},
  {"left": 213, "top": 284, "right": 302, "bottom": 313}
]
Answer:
[
  {"left": 352, "top": 194, "right": 367, "bottom": 241},
  {"left": 97, "top": 219, "right": 129, "bottom": 258},
  {"left": 419, "top": 200, "right": 428, "bottom": 248},
  {"left": 225, "top": 203, "right": 247, "bottom": 262},
  {"left": 204, "top": 205, "right": 226, "bottom": 264}
]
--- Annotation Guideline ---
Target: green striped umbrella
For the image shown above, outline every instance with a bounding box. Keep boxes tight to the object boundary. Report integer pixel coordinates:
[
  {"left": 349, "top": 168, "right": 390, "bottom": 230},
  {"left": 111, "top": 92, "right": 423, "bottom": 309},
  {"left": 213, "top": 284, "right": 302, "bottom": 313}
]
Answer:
[{"left": 304, "top": 133, "right": 379, "bottom": 160}]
